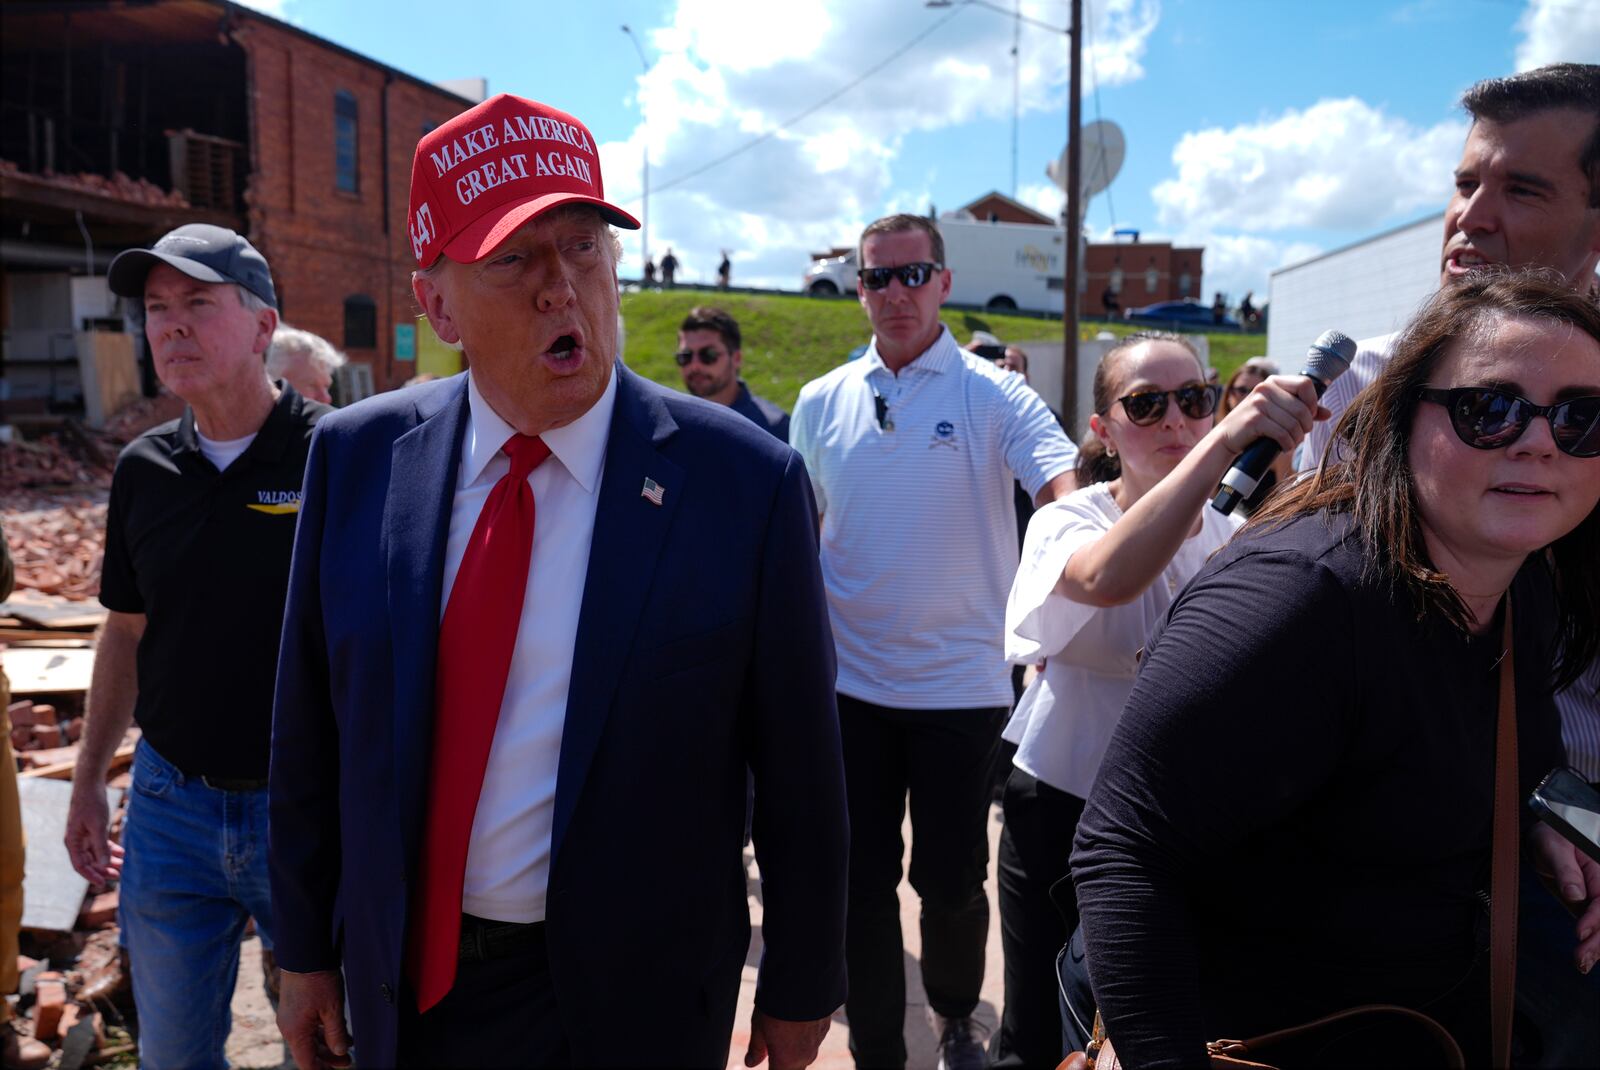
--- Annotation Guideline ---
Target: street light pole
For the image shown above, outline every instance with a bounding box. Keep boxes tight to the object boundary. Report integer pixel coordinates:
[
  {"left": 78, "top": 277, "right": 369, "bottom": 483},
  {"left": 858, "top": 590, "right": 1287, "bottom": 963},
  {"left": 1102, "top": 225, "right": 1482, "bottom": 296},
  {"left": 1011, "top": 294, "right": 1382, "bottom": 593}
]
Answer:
[{"left": 621, "top": 25, "right": 651, "bottom": 276}]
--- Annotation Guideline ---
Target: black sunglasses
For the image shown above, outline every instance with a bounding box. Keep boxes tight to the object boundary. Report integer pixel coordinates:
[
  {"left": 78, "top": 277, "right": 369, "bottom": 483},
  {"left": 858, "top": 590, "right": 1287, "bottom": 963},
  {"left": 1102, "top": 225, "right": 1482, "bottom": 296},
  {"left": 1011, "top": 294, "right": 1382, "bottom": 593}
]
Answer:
[
  {"left": 1107, "top": 383, "right": 1223, "bottom": 426},
  {"left": 674, "top": 345, "right": 725, "bottom": 367},
  {"left": 858, "top": 262, "right": 943, "bottom": 291},
  {"left": 1418, "top": 386, "right": 1600, "bottom": 458}
]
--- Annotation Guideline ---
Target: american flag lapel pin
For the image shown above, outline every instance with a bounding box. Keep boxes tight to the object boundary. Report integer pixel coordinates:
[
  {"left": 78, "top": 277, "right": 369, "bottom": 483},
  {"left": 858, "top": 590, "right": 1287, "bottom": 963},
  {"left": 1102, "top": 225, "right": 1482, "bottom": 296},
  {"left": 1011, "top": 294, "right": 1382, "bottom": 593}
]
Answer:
[{"left": 640, "top": 477, "right": 665, "bottom": 506}]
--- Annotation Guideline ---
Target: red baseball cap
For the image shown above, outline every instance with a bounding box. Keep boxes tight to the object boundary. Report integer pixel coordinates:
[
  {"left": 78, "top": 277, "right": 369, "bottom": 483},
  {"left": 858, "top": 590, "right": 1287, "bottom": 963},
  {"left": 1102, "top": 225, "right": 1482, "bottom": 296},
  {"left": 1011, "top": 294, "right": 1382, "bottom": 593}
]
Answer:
[{"left": 406, "top": 93, "right": 639, "bottom": 268}]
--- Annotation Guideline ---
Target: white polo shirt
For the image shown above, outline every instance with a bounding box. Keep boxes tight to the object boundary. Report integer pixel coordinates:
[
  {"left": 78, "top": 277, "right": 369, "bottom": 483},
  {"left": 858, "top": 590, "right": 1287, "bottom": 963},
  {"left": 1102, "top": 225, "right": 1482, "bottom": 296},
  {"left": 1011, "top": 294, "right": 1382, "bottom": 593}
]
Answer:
[{"left": 791, "top": 326, "right": 1078, "bottom": 710}]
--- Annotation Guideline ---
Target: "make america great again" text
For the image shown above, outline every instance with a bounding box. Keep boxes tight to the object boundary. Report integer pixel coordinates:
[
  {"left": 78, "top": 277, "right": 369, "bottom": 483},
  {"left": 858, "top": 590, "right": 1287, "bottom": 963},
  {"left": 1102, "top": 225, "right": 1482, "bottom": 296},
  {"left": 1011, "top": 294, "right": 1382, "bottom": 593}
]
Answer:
[{"left": 430, "top": 113, "right": 596, "bottom": 207}]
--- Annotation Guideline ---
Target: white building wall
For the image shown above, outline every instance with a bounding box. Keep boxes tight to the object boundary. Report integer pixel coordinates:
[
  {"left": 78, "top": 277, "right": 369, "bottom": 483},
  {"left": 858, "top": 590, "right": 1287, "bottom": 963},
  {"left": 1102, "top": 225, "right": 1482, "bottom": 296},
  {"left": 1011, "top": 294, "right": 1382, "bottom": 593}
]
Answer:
[{"left": 1266, "top": 213, "right": 1441, "bottom": 365}]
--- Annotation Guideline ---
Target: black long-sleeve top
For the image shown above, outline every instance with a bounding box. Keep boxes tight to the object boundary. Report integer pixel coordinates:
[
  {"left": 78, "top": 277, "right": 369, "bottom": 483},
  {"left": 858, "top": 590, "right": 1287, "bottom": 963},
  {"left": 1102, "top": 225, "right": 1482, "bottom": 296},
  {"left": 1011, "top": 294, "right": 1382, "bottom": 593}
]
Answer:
[{"left": 1071, "top": 510, "right": 1565, "bottom": 1070}]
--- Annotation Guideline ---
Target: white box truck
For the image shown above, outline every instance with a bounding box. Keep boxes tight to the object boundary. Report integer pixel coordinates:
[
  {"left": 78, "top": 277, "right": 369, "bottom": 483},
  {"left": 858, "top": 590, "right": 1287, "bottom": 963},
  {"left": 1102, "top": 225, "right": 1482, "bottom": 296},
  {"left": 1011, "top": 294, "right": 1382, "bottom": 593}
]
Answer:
[{"left": 802, "top": 217, "right": 1068, "bottom": 315}]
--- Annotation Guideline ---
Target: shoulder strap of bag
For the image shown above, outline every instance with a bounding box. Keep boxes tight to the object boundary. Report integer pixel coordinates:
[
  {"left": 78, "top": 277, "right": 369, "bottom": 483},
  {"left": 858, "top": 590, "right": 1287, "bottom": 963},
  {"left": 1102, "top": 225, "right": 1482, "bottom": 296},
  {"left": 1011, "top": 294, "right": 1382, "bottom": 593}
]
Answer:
[{"left": 1490, "top": 597, "right": 1518, "bottom": 1068}]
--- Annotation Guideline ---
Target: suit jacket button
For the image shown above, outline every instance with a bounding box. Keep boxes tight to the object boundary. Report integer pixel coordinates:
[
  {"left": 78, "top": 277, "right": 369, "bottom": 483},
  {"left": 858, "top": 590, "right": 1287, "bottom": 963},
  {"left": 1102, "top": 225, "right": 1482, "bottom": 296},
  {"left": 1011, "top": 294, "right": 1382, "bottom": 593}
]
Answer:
[{"left": 381, "top": 982, "right": 393, "bottom": 1004}]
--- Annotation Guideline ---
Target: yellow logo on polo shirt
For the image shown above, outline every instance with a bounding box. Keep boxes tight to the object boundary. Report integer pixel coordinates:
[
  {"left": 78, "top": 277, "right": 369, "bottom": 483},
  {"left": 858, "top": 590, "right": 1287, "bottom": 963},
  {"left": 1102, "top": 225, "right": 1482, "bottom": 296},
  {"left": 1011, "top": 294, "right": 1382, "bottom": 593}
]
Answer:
[{"left": 247, "top": 490, "right": 301, "bottom": 515}]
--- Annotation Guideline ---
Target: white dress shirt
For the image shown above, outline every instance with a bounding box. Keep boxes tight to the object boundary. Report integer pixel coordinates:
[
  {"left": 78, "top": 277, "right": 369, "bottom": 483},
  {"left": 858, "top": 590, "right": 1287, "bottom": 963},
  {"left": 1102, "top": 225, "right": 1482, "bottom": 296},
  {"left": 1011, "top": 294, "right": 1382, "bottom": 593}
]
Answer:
[
  {"left": 444, "top": 368, "right": 616, "bottom": 923},
  {"left": 1002, "top": 482, "right": 1240, "bottom": 798}
]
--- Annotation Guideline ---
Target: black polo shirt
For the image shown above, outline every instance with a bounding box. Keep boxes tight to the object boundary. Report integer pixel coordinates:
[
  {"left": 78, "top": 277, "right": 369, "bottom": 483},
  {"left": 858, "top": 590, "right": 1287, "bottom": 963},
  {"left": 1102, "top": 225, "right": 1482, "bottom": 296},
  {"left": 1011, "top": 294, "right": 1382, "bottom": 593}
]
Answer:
[{"left": 99, "top": 383, "right": 329, "bottom": 780}]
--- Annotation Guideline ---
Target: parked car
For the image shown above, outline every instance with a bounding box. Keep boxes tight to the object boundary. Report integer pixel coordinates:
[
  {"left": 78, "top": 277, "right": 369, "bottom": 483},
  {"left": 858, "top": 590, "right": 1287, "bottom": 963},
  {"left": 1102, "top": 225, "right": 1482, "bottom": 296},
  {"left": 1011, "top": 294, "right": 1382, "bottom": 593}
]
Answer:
[
  {"left": 1125, "top": 300, "right": 1240, "bottom": 331},
  {"left": 803, "top": 250, "right": 856, "bottom": 296}
]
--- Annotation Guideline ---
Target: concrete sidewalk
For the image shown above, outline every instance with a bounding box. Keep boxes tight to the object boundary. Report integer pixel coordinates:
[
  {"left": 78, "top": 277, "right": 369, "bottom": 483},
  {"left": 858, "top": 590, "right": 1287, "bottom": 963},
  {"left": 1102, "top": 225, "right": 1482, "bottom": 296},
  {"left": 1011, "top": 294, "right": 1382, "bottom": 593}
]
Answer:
[{"left": 728, "top": 803, "right": 1009, "bottom": 1069}]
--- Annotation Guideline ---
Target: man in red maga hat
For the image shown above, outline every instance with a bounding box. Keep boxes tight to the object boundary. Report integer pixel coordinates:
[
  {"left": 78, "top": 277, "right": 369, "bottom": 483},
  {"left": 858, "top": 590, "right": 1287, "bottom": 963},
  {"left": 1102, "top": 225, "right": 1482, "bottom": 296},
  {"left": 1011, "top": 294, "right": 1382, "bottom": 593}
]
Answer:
[{"left": 269, "top": 93, "right": 848, "bottom": 1070}]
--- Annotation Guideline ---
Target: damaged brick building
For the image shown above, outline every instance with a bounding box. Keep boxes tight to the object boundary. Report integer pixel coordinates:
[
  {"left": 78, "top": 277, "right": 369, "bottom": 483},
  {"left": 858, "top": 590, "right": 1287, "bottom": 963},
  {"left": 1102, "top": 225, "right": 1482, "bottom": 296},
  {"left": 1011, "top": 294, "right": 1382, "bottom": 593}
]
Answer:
[{"left": 1, "top": 0, "right": 479, "bottom": 416}]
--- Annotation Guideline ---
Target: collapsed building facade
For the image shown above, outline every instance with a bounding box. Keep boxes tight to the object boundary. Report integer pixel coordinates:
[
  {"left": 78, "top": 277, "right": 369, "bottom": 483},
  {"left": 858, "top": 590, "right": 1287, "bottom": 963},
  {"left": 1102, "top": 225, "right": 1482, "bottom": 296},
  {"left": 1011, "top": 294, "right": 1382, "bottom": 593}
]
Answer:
[{"left": 1, "top": 0, "right": 478, "bottom": 417}]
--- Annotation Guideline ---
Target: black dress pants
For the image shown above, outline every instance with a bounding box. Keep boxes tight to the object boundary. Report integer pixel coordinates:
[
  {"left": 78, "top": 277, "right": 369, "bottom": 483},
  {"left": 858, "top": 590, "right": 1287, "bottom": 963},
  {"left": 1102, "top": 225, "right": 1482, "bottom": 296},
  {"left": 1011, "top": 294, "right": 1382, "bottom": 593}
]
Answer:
[
  {"left": 991, "top": 767, "right": 1087, "bottom": 1069},
  {"left": 397, "top": 920, "right": 569, "bottom": 1068},
  {"left": 838, "top": 694, "right": 1007, "bottom": 1068}
]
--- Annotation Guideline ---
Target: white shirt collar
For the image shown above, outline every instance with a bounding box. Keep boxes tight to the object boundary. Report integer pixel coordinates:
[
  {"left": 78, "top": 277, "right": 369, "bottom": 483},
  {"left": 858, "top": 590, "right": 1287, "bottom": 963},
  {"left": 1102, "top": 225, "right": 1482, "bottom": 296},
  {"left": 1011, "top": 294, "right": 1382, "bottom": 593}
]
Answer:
[
  {"left": 864, "top": 325, "right": 957, "bottom": 376},
  {"left": 462, "top": 364, "right": 617, "bottom": 492}
]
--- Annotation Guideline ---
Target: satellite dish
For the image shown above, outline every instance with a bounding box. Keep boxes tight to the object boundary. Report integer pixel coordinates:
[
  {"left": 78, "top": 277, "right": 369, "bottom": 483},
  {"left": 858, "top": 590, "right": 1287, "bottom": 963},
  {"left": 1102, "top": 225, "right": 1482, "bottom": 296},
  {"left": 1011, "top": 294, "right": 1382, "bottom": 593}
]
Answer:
[{"left": 1047, "top": 119, "right": 1126, "bottom": 213}]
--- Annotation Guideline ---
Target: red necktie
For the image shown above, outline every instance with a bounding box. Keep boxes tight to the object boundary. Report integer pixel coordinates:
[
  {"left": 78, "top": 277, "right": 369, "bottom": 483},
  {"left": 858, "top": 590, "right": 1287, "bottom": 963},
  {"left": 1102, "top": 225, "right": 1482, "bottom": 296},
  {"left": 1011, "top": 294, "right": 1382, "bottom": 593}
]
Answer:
[{"left": 406, "top": 433, "right": 551, "bottom": 1012}]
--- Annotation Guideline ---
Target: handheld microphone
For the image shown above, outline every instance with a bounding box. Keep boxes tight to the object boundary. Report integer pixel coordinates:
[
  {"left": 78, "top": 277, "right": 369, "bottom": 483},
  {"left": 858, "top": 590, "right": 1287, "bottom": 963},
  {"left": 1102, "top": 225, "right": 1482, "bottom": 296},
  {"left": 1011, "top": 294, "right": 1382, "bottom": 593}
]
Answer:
[{"left": 1210, "top": 329, "right": 1357, "bottom": 515}]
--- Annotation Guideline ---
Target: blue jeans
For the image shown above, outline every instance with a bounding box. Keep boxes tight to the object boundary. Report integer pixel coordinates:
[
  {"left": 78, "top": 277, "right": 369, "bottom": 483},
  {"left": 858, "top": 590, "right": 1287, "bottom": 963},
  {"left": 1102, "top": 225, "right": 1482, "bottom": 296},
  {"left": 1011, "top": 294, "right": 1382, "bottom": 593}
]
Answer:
[{"left": 120, "top": 740, "right": 274, "bottom": 1070}]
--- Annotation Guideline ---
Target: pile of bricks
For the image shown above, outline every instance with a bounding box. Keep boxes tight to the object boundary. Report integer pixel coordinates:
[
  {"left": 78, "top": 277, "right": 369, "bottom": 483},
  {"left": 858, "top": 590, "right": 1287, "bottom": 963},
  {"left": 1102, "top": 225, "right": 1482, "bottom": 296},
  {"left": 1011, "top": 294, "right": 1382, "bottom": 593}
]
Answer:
[
  {"left": 99, "top": 390, "right": 184, "bottom": 442},
  {"left": 6, "top": 701, "right": 86, "bottom": 762},
  {"left": 11, "top": 924, "right": 135, "bottom": 1067},
  {"left": 2, "top": 389, "right": 186, "bottom": 601},
  {"left": 3, "top": 495, "right": 109, "bottom": 601},
  {"left": 0, "top": 157, "right": 189, "bottom": 208},
  {"left": 0, "top": 434, "right": 111, "bottom": 495},
  {"left": 8, "top": 705, "right": 137, "bottom": 1066}
]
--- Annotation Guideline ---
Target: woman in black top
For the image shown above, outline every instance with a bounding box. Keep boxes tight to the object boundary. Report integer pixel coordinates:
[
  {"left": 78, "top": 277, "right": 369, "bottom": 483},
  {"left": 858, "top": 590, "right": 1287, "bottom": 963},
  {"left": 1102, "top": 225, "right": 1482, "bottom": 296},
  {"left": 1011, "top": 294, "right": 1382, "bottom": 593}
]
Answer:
[{"left": 1067, "top": 272, "right": 1600, "bottom": 1069}]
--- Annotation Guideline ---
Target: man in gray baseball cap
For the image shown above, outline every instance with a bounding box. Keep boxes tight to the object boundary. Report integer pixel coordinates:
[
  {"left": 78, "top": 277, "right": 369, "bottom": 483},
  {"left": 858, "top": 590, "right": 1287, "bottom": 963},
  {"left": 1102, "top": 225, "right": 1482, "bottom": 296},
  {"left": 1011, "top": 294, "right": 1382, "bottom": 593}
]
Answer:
[
  {"left": 69, "top": 223, "right": 329, "bottom": 1068},
  {"left": 107, "top": 223, "right": 278, "bottom": 309}
]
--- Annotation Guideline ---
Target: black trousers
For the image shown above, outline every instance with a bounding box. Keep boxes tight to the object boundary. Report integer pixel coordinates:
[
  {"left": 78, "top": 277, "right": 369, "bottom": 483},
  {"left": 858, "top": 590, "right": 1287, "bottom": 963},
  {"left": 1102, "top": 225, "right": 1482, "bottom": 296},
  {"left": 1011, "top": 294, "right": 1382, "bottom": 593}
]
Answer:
[
  {"left": 991, "top": 767, "right": 1087, "bottom": 1069},
  {"left": 838, "top": 694, "right": 1007, "bottom": 1068},
  {"left": 397, "top": 922, "right": 569, "bottom": 1068}
]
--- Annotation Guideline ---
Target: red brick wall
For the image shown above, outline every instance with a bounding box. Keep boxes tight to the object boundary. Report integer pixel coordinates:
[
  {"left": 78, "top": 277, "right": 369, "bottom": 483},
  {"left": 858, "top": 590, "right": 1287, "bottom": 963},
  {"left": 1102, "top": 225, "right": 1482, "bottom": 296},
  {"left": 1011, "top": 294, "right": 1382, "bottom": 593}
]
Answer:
[
  {"left": 1081, "top": 242, "right": 1205, "bottom": 317},
  {"left": 232, "top": 18, "right": 470, "bottom": 391},
  {"left": 963, "top": 193, "right": 1054, "bottom": 226}
]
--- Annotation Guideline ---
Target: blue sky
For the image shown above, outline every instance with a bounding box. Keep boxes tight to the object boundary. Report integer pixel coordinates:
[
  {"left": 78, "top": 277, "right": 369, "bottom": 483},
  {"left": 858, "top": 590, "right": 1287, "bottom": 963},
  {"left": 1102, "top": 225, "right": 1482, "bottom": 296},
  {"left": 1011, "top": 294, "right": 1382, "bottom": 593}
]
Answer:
[{"left": 243, "top": 0, "right": 1598, "bottom": 302}]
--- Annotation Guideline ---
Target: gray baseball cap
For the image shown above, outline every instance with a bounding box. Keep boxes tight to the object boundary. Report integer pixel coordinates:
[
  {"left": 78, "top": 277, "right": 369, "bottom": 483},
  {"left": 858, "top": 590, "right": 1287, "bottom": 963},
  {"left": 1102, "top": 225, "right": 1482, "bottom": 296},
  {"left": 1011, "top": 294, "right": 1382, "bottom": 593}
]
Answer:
[{"left": 108, "top": 223, "right": 277, "bottom": 309}]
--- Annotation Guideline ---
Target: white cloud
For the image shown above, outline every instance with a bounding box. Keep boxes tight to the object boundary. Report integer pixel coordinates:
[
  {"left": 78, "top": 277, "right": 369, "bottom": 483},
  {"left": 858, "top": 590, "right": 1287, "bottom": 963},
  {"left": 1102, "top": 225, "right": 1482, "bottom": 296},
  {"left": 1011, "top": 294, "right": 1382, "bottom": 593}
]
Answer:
[
  {"left": 1018, "top": 181, "right": 1065, "bottom": 221},
  {"left": 1151, "top": 98, "right": 1466, "bottom": 234},
  {"left": 1187, "top": 233, "right": 1322, "bottom": 305},
  {"left": 1514, "top": 0, "right": 1600, "bottom": 71},
  {"left": 606, "top": 0, "right": 1159, "bottom": 287}
]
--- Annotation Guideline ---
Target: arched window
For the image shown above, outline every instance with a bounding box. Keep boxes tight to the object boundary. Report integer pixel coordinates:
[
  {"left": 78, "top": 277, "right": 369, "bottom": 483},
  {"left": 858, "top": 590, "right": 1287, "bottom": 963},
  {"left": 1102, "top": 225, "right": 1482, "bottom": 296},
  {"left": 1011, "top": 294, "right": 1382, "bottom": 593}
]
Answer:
[
  {"left": 343, "top": 294, "right": 376, "bottom": 349},
  {"left": 334, "top": 90, "right": 360, "bottom": 193}
]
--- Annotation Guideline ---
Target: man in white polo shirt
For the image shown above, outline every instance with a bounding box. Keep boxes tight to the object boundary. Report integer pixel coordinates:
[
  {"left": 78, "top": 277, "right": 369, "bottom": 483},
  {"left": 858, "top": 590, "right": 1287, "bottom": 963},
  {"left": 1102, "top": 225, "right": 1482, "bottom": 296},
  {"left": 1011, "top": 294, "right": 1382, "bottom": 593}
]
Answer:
[{"left": 790, "top": 213, "right": 1077, "bottom": 1070}]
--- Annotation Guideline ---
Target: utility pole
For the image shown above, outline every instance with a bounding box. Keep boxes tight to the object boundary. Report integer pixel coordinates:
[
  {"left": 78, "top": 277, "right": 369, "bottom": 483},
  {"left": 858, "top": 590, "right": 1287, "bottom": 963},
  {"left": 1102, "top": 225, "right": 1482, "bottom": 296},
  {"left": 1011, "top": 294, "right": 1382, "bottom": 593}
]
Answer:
[{"left": 1062, "top": 0, "right": 1082, "bottom": 428}]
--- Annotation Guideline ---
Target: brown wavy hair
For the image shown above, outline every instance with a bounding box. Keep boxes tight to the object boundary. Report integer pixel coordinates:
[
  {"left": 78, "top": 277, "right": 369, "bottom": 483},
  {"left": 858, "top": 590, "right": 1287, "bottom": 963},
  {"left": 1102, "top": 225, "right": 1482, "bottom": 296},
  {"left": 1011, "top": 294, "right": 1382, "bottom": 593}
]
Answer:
[
  {"left": 1075, "top": 331, "right": 1203, "bottom": 486},
  {"left": 1247, "top": 270, "right": 1600, "bottom": 688}
]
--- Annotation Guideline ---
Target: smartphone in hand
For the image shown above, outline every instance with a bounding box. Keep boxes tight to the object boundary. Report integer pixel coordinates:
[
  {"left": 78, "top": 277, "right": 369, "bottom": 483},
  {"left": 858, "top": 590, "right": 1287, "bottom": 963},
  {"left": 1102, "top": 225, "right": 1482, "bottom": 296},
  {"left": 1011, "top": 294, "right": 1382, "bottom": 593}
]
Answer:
[{"left": 1530, "top": 767, "right": 1600, "bottom": 866}]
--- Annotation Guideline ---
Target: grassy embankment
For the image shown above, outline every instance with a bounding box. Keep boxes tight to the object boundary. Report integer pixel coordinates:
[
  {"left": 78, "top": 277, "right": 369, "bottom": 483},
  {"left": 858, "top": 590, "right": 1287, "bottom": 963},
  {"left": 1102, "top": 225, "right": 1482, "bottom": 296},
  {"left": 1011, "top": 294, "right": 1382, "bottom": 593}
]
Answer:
[{"left": 620, "top": 287, "right": 1267, "bottom": 414}]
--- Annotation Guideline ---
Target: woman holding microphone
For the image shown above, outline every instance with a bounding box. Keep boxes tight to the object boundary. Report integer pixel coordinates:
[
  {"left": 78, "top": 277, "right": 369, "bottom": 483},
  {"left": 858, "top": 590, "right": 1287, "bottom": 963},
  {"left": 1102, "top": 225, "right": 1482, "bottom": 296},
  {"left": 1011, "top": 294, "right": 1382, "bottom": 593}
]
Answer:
[{"left": 991, "top": 332, "right": 1323, "bottom": 1068}]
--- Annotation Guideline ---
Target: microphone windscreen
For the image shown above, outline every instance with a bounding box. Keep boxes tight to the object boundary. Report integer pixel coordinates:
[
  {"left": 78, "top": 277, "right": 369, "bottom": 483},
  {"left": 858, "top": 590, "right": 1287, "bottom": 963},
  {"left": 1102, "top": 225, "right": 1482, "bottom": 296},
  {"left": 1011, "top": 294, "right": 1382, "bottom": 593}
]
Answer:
[{"left": 1304, "top": 329, "right": 1357, "bottom": 384}]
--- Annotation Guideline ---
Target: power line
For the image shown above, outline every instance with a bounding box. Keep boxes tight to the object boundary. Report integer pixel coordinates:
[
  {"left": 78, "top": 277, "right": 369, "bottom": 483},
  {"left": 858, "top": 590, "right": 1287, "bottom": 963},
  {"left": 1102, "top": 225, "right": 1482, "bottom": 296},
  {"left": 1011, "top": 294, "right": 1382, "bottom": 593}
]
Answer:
[{"left": 616, "top": 5, "right": 965, "bottom": 202}]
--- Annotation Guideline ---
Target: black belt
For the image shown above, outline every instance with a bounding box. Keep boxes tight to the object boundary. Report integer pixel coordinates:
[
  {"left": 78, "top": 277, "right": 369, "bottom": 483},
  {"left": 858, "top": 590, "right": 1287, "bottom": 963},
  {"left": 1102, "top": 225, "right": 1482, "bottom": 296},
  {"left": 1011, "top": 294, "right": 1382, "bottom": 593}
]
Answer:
[
  {"left": 458, "top": 913, "right": 546, "bottom": 963},
  {"left": 199, "top": 775, "right": 270, "bottom": 792}
]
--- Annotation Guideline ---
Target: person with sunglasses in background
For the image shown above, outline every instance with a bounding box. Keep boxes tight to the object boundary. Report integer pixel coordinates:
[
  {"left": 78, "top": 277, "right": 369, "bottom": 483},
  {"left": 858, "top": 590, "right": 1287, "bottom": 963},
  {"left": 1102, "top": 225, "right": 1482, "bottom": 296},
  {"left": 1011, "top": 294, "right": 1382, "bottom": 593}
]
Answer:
[
  {"left": 790, "top": 213, "right": 1078, "bottom": 1070},
  {"left": 1064, "top": 271, "right": 1600, "bottom": 1068},
  {"left": 676, "top": 305, "right": 789, "bottom": 441},
  {"left": 990, "top": 332, "right": 1320, "bottom": 1068}
]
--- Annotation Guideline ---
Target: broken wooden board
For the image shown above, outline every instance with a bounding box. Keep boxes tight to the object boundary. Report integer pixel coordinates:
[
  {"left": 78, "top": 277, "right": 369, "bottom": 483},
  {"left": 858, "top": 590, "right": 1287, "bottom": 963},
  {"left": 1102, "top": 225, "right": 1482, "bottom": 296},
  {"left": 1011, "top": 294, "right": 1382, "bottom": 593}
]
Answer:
[
  {"left": 0, "top": 591, "right": 106, "bottom": 630},
  {"left": 0, "top": 646, "right": 94, "bottom": 695},
  {"left": 21, "top": 742, "right": 134, "bottom": 781},
  {"left": 19, "top": 777, "right": 123, "bottom": 933}
]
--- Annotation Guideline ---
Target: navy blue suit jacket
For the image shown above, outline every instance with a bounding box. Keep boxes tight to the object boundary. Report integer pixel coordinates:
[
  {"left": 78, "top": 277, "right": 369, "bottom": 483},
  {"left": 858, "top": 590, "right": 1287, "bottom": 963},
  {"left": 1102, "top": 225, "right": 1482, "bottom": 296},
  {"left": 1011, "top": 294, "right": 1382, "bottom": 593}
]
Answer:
[{"left": 269, "top": 366, "right": 848, "bottom": 1067}]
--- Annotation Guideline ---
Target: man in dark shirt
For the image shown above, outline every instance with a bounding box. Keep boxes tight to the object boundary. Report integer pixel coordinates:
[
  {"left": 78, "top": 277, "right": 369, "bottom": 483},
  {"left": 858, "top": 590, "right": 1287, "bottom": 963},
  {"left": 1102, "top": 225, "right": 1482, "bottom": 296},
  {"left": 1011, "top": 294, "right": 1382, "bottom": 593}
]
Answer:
[
  {"left": 63, "top": 224, "right": 329, "bottom": 1070},
  {"left": 676, "top": 305, "right": 790, "bottom": 441}
]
